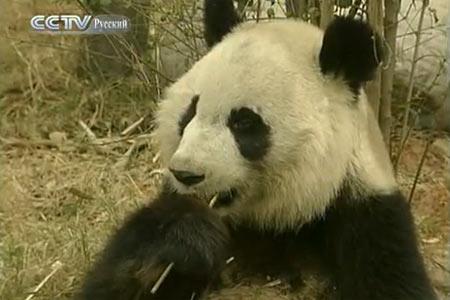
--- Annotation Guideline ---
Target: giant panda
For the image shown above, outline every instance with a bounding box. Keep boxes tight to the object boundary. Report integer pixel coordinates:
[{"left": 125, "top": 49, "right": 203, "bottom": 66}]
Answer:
[{"left": 76, "top": 0, "right": 437, "bottom": 299}]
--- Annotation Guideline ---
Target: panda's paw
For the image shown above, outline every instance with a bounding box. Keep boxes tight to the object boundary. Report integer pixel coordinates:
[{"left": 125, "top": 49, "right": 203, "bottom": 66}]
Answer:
[
  {"left": 78, "top": 192, "right": 230, "bottom": 300},
  {"left": 134, "top": 205, "right": 231, "bottom": 299}
]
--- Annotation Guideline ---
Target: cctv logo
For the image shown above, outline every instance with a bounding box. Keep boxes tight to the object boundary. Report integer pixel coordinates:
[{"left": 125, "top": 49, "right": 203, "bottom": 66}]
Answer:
[
  {"left": 31, "top": 15, "right": 92, "bottom": 32},
  {"left": 30, "top": 15, "right": 130, "bottom": 34}
]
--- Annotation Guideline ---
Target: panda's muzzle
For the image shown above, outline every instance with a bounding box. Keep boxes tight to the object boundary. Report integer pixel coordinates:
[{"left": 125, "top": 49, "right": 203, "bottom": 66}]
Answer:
[{"left": 168, "top": 168, "right": 238, "bottom": 207}]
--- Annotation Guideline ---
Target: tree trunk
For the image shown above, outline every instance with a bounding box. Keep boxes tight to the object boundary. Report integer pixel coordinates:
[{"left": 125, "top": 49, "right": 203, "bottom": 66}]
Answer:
[
  {"left": 380, "top": 0, "right": 401, "bottom": 148},
  {"left": 308, "top": 0, "right": 320, "bottom": 26},
  {"left": 365, "top": 0, "right": 384, "bottom": 119},
  {"left": 237, "top": 0, "right": 251, "bottom": 15},
  {"left": 79, "top": 0, "right": 150, "bottom": 81},
  {"left": 320, "top": 0, "right": 334, "bottom": 29},
  {"left": 286, "top": 0, "right": 308, "bottom": 20}
]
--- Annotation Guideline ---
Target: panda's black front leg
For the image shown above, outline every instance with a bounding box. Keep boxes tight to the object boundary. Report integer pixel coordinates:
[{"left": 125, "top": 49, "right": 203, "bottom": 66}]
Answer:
[
  {"left": 76, "top": 187, "right": 230, "bottom": 300},
  {"left": 323, "top": 191, "right": 437, "bottom": 300}
]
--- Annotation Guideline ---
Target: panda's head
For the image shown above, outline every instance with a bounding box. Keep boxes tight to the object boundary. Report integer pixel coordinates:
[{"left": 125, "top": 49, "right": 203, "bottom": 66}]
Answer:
[{"left": 155, "top": 0, "right": 395, "bottom": 229}]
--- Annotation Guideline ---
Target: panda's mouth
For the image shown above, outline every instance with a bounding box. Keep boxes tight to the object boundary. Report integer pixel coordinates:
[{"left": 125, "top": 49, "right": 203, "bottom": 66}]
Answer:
[{"left": 210, "top": 188, "right": 238, "bottom": 208}]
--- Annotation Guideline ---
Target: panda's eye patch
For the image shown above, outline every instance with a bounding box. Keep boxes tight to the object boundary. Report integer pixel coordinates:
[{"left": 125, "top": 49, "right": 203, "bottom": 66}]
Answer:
[
  {"left": 228, "top": 107, "right": 262, "bottom": 132},
  {"left": 227, "top": 107, "right": 271, "bottom": 161},
  {"left": 178, "top": 95, "right": 199, "bottom": 136}
]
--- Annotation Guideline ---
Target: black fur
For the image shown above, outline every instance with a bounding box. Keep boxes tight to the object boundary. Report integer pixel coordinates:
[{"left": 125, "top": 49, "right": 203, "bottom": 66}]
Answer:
[
  {"left": 204, "top": 0, "right": 241, "bottom": 48},
  {"left": 226, "top": 190, "right": 436, "bottom": 300},
  {"left": 178, "top": 94, "right": 199, "bottom": 136},
  {"left": 76, "top": 186, "right": 230, "bottom": 300},
  {"left": 77, "top": 188, "right": 436, "bottom": 299},
  {"left": 321, "top": 189, "right": 437, "bottom": 300},
  {"left": 319, "top": 17, "right": 384, "bottom": 94},
  {"left": 227, "top": 107, "right": 271, "bottom": 161},
  {"left": 224, "top": 220, "right": 327, "bottom": 291}
]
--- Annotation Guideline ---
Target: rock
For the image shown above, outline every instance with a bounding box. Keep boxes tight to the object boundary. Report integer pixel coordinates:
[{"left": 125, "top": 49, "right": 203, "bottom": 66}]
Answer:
[
  {"left": 395, "top": 0, "right": 449, "bottom": 131},
  {"left": 396, "top": 0, "right": 448, "bottom": 101}
]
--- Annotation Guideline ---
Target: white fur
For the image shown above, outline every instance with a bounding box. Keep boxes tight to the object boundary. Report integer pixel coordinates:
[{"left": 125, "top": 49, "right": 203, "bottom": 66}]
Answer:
[{"left": 155, "top": 20, "right": 397, "bottom": 232}]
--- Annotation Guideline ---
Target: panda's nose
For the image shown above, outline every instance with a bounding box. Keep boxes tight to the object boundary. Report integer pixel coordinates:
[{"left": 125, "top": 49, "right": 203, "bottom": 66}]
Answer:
[{"left": 169, "top": 169, "right": 205, "bottom": 186}]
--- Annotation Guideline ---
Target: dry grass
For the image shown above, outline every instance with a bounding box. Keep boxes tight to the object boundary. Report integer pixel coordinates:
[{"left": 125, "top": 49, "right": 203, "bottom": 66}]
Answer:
[
  {"left": 0, "top": 1, "right": 161, "bottom": 299},
  {"left": 0, "top": 1, "right": 448, "bottom": 300},
  {"left": 0, "top": 144, "right": 163, "bottom": 299}
]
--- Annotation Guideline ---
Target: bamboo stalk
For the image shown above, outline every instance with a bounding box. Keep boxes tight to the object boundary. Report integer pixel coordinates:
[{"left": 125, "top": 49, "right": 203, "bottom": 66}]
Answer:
[{"left": 408, "top": 138, "right": 432, "bottom": 204}]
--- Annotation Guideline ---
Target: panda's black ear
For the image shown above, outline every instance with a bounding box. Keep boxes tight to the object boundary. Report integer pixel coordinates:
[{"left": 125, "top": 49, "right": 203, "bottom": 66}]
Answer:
[
  {"left": 319, "top": 17, "right": 383, "bottom": 93},
  {"left": 204, "top": 0, "right": 241, "bottom": 48}
]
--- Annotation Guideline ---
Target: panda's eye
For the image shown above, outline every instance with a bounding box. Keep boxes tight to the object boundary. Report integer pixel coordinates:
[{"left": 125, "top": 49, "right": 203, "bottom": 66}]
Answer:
[
  {"left": 228, "top": 107, "right": 264, "bottom": 133},
  {"left": 232, "top": 117, "right": 255, "bottom": 131},
  {"left": 227, "top": 107, "right": 271, "bottom": 161}
]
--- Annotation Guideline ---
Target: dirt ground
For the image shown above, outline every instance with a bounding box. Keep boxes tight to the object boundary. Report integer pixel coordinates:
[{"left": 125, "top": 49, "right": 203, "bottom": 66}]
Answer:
[{"left": 397, "top": 134, "right": 450, "bottom": 300}]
